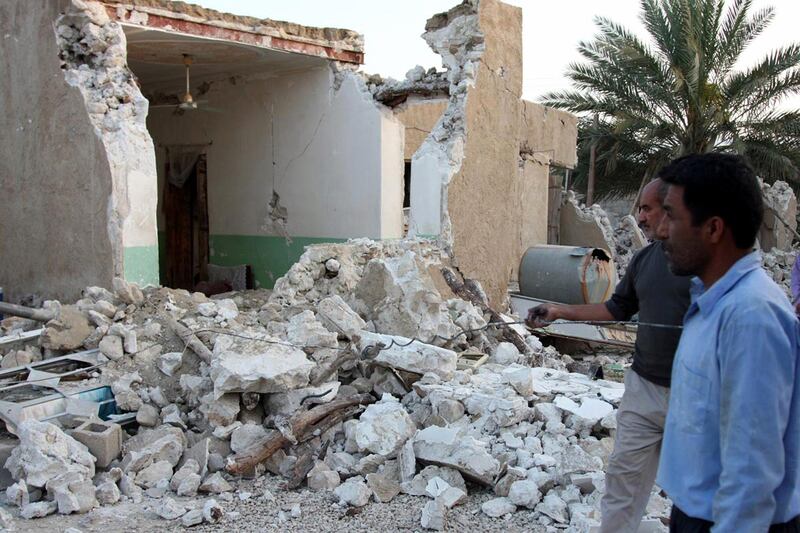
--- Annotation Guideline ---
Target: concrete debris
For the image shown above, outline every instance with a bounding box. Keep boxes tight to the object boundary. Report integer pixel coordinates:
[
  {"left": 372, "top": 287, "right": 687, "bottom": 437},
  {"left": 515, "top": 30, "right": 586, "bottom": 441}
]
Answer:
[
  {"left": 420, "top": 498, "right": 447, "bottom": 531},
  {"left": 354, "top": 394, "right": 417, "bottom": 456},
  {"left": 355, "top": 252, "right": 459, "bottom": 343},
  {"left": 559, "top": 192, "right": 617, "bottom": 259},
  {"left": 612, "top": 215, "right": 647, "bottom": 277},
  {"left": 210, "top": 332, "right": 315, "bottom": 397},
  {"left": 357, "top": 331, "right": 458, "bottom": 380},
  {"left": 367, "top": 67, "right": 449, "bottom": 106},
  {"left": 40, "top": 306, "right": 92, "bottom": 351},
  {"left": 762, "top": 247, "right": 798, "bottom": 300},
  {"left": 482, "top": 497, "right": 516, "bottom": 517},
  {"left": 760, "top": 179, "right": 798, "bottom": 252},
  {"left": 6, "top": 421, "right": 95, "bottom": 489},
  {"left": 1, "top": 233, "right": 637, "bottom": 526},
  {"left": 333, "top": 476, "right": 372, "bottom": 507},
  {"left": 412, "top": 426, "right": 500, "bottom": 485}
]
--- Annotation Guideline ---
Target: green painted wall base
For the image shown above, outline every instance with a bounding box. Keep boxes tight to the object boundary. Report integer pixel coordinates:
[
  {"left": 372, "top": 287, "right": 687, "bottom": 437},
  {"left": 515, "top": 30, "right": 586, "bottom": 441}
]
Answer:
[
  {"left": 209, "top": 234, "right": 346, "bottom": 289},
  {"left": 124, "top": 245, "right": 160, "bottom": 287}
]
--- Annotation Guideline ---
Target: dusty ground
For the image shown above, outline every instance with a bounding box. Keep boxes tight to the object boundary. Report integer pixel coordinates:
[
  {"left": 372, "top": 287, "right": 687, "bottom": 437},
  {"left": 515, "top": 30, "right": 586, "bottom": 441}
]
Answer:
[{"left": 17, "top": 473, "right": 555, "bottom": 532}]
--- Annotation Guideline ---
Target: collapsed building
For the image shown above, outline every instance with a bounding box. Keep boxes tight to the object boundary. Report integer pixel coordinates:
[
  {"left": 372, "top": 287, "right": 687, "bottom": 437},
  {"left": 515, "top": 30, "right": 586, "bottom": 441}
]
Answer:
[
  {"left": 1, "top": 0, "right": 577, "bottom": 311},
  {"left": 2, "top": 0, "right": 796, "bottom": 531}
]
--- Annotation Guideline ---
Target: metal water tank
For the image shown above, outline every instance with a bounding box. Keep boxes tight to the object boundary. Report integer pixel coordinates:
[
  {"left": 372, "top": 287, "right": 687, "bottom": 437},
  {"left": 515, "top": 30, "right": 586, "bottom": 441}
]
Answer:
[{"left": 518, "top": 245, "right": 618, "bottom": 304}]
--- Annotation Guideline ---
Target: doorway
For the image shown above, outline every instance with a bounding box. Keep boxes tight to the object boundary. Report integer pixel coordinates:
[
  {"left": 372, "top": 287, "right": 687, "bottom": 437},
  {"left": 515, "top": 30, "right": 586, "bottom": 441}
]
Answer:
[{"left": 162, "top": 153, "right": 209, "bottom": 290}]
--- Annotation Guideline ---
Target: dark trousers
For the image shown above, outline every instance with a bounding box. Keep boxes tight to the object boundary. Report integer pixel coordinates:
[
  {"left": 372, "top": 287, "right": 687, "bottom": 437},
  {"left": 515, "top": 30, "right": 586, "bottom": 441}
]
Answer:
[{"left": 671, "top": 506, "right": 800, "bottom": 533}]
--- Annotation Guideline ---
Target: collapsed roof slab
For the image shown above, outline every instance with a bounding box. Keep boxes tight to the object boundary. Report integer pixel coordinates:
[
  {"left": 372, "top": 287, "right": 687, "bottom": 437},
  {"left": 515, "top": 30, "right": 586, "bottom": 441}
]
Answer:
[{"left": 100, "top": 0, "right": 364, "bottom": 65}]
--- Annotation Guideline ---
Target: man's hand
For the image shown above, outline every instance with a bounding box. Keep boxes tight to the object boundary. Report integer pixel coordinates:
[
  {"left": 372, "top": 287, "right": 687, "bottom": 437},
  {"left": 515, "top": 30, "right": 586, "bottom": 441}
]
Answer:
[{"left": 526, "top": 304, "right": 562, "bottom": 328}]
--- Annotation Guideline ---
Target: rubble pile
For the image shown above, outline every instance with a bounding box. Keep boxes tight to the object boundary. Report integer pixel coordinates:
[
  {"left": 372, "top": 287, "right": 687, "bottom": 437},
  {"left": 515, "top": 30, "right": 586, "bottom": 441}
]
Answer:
[
  {"left": 612, "top": 215, "right": 647, "bottom": 278},
  {"left": 761, "top": 247, "right": 799, "bottom": 300},
  {"left": 0, "top": 238, "right": 671, "bottom": 531},
  {"left": 366, "top": 66, "right": 450, "bottom": 105}
]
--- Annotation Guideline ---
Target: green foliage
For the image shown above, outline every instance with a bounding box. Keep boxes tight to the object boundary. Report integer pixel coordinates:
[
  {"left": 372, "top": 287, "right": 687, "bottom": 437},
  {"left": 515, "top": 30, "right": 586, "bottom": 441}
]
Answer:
[{"left": 542, "top": 0, "right": 800, "bottom": 199}]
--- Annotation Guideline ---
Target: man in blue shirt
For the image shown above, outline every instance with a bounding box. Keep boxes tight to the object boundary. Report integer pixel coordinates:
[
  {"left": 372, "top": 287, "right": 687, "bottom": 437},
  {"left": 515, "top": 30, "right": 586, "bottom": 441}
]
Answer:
[{"left": 655, "top": 153, "right": 800, "bottom": 532}]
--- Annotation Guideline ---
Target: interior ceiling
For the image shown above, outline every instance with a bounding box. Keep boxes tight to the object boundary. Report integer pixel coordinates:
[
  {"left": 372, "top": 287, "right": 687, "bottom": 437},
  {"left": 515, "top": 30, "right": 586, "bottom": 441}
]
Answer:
[{"left": 123, "top": 26, "right": 328, "bottom": 91}]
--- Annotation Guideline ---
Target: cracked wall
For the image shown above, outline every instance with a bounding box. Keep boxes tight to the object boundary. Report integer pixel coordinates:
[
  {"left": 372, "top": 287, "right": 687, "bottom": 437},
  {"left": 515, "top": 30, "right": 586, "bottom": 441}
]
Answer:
[
  {"left": 0, "top": 0, "right": 156, "bottom": 302},
  {"left": 146, "top": 66, "right": 404, "bottom": 288}
]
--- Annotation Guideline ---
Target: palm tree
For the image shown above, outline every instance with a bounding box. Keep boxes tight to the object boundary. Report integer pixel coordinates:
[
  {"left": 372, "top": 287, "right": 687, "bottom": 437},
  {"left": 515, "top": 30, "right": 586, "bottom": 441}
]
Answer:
[{"left": 542, "top": 0, "right": 800, "bottom": 200}]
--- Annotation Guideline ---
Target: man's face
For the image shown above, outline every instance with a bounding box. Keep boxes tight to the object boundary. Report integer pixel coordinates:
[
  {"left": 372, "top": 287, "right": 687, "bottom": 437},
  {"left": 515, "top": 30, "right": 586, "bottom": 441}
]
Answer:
[
  {"left": 637, "top": 181, "right": 666, "bottom": 240},
  {"left": 657, "top": 185, "right": 710, "bottom": 276}
]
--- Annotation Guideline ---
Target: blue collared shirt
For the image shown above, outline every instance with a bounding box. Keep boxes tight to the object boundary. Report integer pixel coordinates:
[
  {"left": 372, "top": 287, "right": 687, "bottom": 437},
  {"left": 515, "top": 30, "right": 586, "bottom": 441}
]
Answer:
[{"left": 657, "top": 252, "right": 800, "bottom": 531}]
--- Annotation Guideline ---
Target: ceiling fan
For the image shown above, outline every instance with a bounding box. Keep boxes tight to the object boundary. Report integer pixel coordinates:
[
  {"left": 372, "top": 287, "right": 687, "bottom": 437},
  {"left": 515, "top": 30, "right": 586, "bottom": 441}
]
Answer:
[{"left": 149, "top": 54, "right": 218, "bottom": 114}]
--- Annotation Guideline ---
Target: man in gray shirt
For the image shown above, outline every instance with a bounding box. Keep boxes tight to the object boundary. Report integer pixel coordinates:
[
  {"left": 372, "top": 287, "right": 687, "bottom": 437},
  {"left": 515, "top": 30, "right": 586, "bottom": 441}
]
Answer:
[{"left": 527, "top": 178, "right": 690, "bottom": 533}]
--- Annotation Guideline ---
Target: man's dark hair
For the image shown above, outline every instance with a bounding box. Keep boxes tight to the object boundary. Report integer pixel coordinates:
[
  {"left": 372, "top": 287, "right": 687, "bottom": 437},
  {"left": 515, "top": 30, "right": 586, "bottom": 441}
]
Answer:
[{"left": 658, "top": 153, "right": 763, "bottom": 249}]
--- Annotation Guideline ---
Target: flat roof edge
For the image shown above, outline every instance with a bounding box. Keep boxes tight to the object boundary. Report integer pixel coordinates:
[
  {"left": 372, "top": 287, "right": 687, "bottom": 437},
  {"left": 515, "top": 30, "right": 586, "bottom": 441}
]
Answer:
[{"left": 102, "top": 2, "right": 364, "bottom": 64}]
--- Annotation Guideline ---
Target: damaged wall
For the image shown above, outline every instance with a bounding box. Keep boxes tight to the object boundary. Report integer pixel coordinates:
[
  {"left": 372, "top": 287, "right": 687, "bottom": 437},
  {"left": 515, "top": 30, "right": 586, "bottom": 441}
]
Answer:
[
  {"left": 147, "top": 66, "right": 404, "bottom": 288},
  {"left": 406, "top": 0, "right": 576, "bottom": 306},
  {"left": 520, "top": 101, "right": 578, "bottom": 169},
  {"left": 0, "top": 1, "right": 114, "bottom": 302},
  {"left": 394, "top": 97, "right": 448, "bottom": 160},
  {"left": 448, "top": 0, "right": 523, "bottom": 307}
]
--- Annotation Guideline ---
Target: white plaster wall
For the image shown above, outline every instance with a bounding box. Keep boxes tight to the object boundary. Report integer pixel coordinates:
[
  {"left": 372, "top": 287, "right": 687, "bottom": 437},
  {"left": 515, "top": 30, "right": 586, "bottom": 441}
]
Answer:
[
  {"left": 147, "top": 66, "right": 400, "bottom": 239},
  {"left": 380, "top": 113, "right": 405, "bottom": 239}
]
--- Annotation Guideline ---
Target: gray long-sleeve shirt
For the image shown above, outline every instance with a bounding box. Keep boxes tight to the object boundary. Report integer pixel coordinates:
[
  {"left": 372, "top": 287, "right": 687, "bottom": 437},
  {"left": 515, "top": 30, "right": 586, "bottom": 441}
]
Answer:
[{"left": 604, "top": 241, "right": 691, "bottom": 387}]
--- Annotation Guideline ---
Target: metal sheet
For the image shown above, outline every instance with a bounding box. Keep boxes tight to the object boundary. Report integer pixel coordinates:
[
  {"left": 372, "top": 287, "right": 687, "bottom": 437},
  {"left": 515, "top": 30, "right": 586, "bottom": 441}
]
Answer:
[{"left": 510, "top": 293, "right": 636, "bottom": 348}]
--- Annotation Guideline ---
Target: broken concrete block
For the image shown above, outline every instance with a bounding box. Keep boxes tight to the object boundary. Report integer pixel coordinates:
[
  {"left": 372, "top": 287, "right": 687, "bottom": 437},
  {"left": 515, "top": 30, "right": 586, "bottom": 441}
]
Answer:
[
  {"left": 6, "top": 479, "right": 28, "bottom": 507},
  {"left": 170, "top": 459, "right": 199, "bottom": 491},
  {"left": 197, "top": 302, "right": 217, "bottom": 317},
  {"left": 481, "top": 497, "right": 516, "bottom": 517},
  {"left": 210, "top": 333, "right": 314, "bottom": 398},
  {"left": 121, "top": 426, "right": 185, "bottom": 473},
  {"left": 492, "top": 342, "right": 520, "bottom": 365},
  {"left": 20, "top": 500, "right": 57, "bottom": 519},
  {"left": 136, "top": 404, "right": 160, "bottom": 427},
  {"left": 6, "top": 421, "right": 95, "bottom": 488},
  {"left": 41, "top": 306, "right": 92, "bottom": 351},
  {"left": 354, "top": 395, "right": 416, "bottom": 456},
  {"left": 504, "top": 367, "right": 536, "bottom": 397},
  {"left": 425, "top": 476, "right": 450, "bottom": 499},
  {"left": 366, "top": 472, "right": 400, "bottom": 503},
  {"left": 333, "top": 476, "right": 372, "bottom": 507},
  {"left": 95, "top": 480, "right": 120, "bottom": 505},
  {"left": 355, "top": 253, "right": 459, "bottom": 342},
  {"left": 403, "top": 465, "right": 467, "bottom": 496},
  {"left": 200, "top": 393, "right": 240, "bottom": 428},
  {"left": 307, "top": 461, "right": 341, "bottom": 491},
  {"left": 420, "top": 499, "right": 446, "bottom": 531},
  {"left": 357, "top": 331, "right": 457, "bottom": 380},
  {"left": 182, "top": 508, "right": 203, "bottom": 527},
  {"left": 286, "top": 310, "right": 338, "bottom": 348},
  {"left": 70, "top": 420, "right": 122, "bottom": 468},
  {"left": 536, "top": 492, "right": 568, "bottom": 524},
  {"left": 431, "top": 398, "right": 465, "bottom": 424},
  {"left": 399, "top": 439, "right": 417, "bottom": 483},
  {"left": 47, "top": 474, "right": 97, "bottom": 515},
  {"left": 99, "top": 335, "right": 124, "bottom": 361},
  {"left": 317, "top": 295, "right": 366, "bottom": 339},
  {"left": 107, "top": 324, "right": 137, "bottom": 354},
  {"left": 134, "top": 460, "right": 173, "bottom": 489},
  {"left": 158, "top": 352, "right": 183, "bottom": 376},
  {"left": 112, "top": 277, "right": 143, "bottom": 306},
  {"left": 494, "top": 466, "right": 527, "bottom": 497},
  {"left": 437, "top": 486, "right": 467, "bottom": 508},
  {"left": 508, "top": 480, "right": 541, "bottom": 509},
  {"left": 230, "top": 424, "right": 268, "bottom": 455},
  {"left": 177, "top": 473, "right": 202, "bottom": 497},
  {"left": 265, "top": 382, "right": 340, "bottom": 417},
  {"left": 553, "top": 396, "right": 613, "bottom": 424},
  {"left": 161, "top": 404, "right": 186, "bottom": 429},
  {"left": 215, "top": 299, "right": 238, "bottom": 321},
  {"left": 199, "top": 472, "right": 232, "bottom": 494},
  {"left": 0, "top": 507, "right": 13, "bottom": 529},
  {"left": 155, "top": 497, "right": 186, "bottom": 520},
  {"left": 412, "top": 426, "right": 500, "bottom": 485}
]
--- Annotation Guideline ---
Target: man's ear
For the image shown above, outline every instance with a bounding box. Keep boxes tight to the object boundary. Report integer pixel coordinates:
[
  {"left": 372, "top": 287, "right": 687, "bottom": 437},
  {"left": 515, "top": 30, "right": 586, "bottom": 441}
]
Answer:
[{"left": 705, "top": 216, "right": 726, "bottom": 244}]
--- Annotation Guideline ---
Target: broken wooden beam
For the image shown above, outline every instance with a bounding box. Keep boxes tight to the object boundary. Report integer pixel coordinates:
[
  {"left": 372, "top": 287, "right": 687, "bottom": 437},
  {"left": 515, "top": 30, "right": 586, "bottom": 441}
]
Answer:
[
  {"left": 226, "top": 393, "right": 375, "bottom": 476},
  {"left": 165, "top": 315, "right": 213, "bottom": 363}
]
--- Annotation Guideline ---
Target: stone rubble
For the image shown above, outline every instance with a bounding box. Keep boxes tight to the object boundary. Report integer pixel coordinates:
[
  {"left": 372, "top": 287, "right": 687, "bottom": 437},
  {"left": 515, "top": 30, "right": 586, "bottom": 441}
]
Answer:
[{"left": 0, "top": 236, "right": 676, "bottom": 532}]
